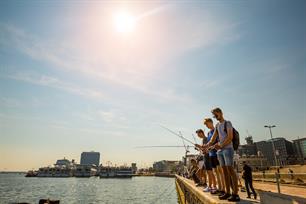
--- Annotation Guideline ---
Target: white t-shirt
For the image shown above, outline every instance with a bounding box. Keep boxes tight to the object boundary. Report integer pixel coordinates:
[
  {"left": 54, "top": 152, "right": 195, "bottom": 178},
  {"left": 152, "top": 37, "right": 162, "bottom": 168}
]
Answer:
[{"left": 216, "top": 120, "right": 233, "bottom": 149}]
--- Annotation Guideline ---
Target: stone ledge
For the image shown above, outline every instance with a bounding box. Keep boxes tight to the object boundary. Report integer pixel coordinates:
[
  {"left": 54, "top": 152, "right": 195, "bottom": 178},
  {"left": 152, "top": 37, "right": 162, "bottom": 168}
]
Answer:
[{"left": 175, "top": 175, "right": 258, "bottom": 204}]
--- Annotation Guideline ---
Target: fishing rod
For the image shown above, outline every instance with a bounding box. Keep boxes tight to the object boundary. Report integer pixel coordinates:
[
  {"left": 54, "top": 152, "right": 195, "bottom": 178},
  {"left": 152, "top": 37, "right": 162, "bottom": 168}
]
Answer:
[
  {"left": 179, "top": 131, "right": 187, "bottom": 152},
  {"left": 134, "top": 145, "right": 186, "bottom": 148},
  {"left": 192, "top": 133, "right": 197, "bottom": 144},
  {"left": 159, "top": 125, "right": 195, "bottom": 146}
]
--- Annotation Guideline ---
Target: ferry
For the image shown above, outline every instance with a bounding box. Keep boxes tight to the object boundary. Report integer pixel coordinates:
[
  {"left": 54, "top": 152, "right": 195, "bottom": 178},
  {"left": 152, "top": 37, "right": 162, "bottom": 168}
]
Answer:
[
  {"left": 36, "top": 158, "right": 75, "bottom": 177},
  {"left": 37, "top": 166, "right": 74, "bottom": 177},
  {"left": 74, "top": 164, "right": 97, "bottom": 177},
  {"left": 99, "top": 166, "right": 133, "bottom": 178}
]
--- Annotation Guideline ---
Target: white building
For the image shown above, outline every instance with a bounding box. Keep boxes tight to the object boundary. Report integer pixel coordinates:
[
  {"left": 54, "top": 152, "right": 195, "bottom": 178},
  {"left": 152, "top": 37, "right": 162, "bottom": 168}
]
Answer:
[{"left": 80, "top": 151, "right": 100, "bottom": 166}]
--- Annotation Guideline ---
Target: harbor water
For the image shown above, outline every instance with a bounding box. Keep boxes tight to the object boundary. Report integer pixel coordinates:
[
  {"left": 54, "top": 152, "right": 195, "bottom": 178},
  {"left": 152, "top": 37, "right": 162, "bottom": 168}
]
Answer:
[{"left": 0, "top": 173, "right": 178, "bottom": 204}]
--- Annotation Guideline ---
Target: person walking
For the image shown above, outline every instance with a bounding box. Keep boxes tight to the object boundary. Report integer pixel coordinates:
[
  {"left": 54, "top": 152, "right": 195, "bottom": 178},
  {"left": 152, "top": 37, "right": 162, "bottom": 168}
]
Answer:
[{"left": 242, "top": 161, "right": 257, "bottom": 199}]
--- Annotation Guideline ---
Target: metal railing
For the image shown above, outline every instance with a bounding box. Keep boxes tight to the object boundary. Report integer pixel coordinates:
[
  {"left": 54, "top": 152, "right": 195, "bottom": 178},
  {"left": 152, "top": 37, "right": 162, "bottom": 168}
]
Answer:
[{"left": 251, "top": 172, "right": 306, "bottom": 193}]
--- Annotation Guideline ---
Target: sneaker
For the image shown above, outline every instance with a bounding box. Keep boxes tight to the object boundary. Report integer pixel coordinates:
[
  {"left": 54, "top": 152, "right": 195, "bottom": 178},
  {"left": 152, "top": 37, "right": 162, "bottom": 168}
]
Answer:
[
  {"left": 203, "top": 186, "right": 211, "bottom": 192},
  {"left": 219, "top": 193, "right": 231, "bottom": 200},
  {"left": 227, "top": 194, "right": 240, "bottom": 202},
  {"left": 210, "top": 187, "right": 217, "bottom": 194},
  {"left": 217, "top": 191, "right": 225, "bottom": 196}
]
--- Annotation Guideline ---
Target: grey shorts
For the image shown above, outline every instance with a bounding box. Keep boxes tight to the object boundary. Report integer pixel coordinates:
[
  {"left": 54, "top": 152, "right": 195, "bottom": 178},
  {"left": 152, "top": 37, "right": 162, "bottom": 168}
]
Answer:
[{"left": 217, "top": 148, "right": 234, "bottom": 167}]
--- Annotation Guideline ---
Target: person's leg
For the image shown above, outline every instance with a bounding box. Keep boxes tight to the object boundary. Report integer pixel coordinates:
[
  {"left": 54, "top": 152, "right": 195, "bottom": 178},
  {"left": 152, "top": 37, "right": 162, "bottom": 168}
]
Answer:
[
  {"left": 221, "top": 166, "right": 231, "bottom": 195},
  {"left": 192, "top": 172, "right": 201, "bottom": 184},
  {"left": 208, "top": 170, "right": 216, "bottom": 187},
  {"left": 201, "top": 169, "right": 207, "bottom": 185},
  {"left": 217, "top": 166, "right": 225, "bottom": 192},
  {"left": 209, "top": 156, "right": 217, "bottom": 189},
  {"left": 204, "top": 156, "right": 213, "bottom": 192},
  {"left": 214, "top": 167, "right": 221, "bottom": 190},
  {"left": 228, "top": 167, "right": 239, "bottom": 194},
  {"left": 249, "top": 179, "right": 257, "bottom": 198},
  {"left": 223, "top": 148, "right": 239, "bottom": 195},
  {"left": 245, "top": 179, "right": 251, "bottom": 198},
  {"left": 195, "top": 169, "right": 202, "bottom": 183},
  {"left": 217, "top": 150, "right": 231, "bottom": 199},
  {"left": 223, "top": 148, "right": 240, "bottom": 202}
]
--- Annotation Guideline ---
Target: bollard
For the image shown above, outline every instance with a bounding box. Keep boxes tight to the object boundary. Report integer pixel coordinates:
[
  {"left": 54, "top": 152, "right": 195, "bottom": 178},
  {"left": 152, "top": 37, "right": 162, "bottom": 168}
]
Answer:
[{"left": 275, "top": 172, "right": 281, "bottom": 193}]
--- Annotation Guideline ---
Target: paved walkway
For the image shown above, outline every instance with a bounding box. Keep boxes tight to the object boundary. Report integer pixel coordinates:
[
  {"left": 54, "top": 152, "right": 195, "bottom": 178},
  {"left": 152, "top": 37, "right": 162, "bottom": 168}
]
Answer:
[
  {"left": 177, "top": 176, "right": 306, "bottom": 203},
  {"left": 253, "top": 181, "right": 306, "bottom": 198}
]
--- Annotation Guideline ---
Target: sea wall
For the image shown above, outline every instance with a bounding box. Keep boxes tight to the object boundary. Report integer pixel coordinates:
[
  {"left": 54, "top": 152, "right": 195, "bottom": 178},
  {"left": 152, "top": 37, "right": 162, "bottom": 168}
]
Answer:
[{"left": 175, "top": 175, "right": 223, "bottom": 204}]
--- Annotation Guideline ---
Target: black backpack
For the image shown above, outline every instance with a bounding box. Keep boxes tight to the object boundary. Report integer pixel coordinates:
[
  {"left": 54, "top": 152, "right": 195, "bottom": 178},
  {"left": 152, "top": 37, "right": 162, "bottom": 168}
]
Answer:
[{"left": 224, "top": 121, "right": 240, "bottom": 150}]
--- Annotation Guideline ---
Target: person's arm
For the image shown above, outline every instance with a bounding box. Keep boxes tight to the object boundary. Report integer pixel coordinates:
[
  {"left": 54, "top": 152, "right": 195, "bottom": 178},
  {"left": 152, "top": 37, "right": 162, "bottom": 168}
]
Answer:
[
  {"left": 219, "top": 121, "right": 233, "bottom": 148},
  {"left": 207, "top": 128, "right": 218, "bottom": 146}
]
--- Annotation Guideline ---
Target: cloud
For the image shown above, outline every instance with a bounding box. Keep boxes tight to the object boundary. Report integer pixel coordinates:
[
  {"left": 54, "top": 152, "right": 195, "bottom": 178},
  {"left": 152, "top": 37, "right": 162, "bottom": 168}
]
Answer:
[
  {"left": 0, "top": 97, "right": 21, "bottom": 108},
  {"left": 0, "top": 4, "right": 239, "bottom": 103},
  {"left": 6, "top": 72, "right": 106, "bottom": 100}
]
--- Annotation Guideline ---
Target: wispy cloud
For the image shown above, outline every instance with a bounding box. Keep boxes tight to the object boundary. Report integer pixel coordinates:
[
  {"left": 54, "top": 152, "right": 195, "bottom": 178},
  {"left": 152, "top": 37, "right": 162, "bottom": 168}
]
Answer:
[
  {"left": 0, "top": 97, "right": 21, "bottom": 108},
  {"left": 6, "top": 72, "right": 106, "bottom": 100},
  {"left": 0, "top": 4, "right": 239, "bottom": 104}
]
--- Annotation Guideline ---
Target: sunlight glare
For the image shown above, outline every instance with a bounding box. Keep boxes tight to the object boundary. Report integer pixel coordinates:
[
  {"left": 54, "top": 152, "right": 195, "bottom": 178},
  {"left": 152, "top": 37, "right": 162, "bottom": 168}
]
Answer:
[{"left": 114, "top": 11, "right": 136, "bottom": 33}]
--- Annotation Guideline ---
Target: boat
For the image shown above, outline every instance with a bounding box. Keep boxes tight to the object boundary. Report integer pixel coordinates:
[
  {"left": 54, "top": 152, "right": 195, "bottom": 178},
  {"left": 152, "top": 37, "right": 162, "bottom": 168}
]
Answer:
[
  {"left": 115, "top": 167, "right": 133, "bottom": 178},
  {"left": 74, "top": 164, "right": 97, "bottom": 177},
  {"left": 25, "top": 170, "right": 38, "bottom": 177},
  {"left": 36, "top": 158, "right": 75, "bottom": 177},
  {"left": 99, "top": 166, "right": 133, "bottom": 178},
  {"left": 99, "top": 167, "right": 116, "bottom": 178}
]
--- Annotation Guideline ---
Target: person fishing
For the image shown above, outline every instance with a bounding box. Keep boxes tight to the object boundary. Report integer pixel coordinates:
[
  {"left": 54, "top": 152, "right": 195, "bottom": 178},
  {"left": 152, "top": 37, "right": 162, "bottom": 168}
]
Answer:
[
  {"left": 196, "top": 128, "right": 217, "bottom": 193},
  {"left": 195, "top": 129, "right": 207, "bottom": 187},
  {"left": 188, "top": 159, "right": 201, "bottom": 184},
  {"left": 198, "top": 108, "right": 240, "bottom": 201},
  {"left": 203, "top": 118, "right": 224, "bottom": 195}
]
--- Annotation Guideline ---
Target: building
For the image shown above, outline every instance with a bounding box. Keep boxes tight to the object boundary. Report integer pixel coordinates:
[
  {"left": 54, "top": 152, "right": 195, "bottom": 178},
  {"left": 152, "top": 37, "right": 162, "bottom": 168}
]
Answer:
[
  {"left": 255, "top": 138, "right": 294, "bottom": 166},
  {"left": 237, "top": 155, "right": 269, "bottom": 171},
  {"left": 153, "top": 160, "right": 180, "bottom": 173},
  {"left": 80, "top": 151, "right": 100, "bottom": 166},
  {"left": 238, "top": 136, "right": 257, "bottom": 157},
  {"left": 293, "top": 137, "right": 306, "bottom": 164},
  {"left": 131, "top": 163, "right": 137, "bottom": 174}
]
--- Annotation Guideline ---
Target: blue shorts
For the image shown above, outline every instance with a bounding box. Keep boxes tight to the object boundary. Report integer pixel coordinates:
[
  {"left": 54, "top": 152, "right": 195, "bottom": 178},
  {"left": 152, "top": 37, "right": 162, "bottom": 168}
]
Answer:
[{"left": 217, "top": 148, "right": 234, "bottom": 167}]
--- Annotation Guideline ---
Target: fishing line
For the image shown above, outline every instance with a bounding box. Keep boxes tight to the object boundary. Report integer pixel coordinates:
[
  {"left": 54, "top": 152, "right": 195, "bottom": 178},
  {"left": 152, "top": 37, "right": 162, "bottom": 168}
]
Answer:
[{"left": 159, "top": 125, "right": 195, "bottom": 146}]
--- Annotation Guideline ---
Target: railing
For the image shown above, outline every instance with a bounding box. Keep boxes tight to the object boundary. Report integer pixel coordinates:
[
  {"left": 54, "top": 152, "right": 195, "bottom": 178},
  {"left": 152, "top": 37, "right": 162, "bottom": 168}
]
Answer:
[{"left": 252, "top": 172, "right": 306, "bottom": 193}]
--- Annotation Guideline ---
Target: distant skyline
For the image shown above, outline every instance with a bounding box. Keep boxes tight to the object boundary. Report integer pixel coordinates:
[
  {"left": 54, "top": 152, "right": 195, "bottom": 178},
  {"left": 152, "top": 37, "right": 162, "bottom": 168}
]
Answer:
[{"left": 0, "top": 0, "right": 305, "bottom": 171}]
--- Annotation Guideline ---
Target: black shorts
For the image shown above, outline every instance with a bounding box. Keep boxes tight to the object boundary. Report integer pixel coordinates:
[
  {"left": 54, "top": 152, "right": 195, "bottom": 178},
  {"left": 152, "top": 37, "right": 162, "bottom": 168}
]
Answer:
[
  {"left": 210, "top": 156, "right": 219, "bottom": 168},
  {"left": 202, "top": 154, "right": 212, "bottom": 170}
]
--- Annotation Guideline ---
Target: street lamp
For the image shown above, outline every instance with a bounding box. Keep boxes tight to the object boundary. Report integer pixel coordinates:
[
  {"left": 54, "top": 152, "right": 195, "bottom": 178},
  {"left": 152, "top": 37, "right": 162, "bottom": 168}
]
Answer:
[{"left": 264, "top": 125, "right": 278, "bottom": 166}]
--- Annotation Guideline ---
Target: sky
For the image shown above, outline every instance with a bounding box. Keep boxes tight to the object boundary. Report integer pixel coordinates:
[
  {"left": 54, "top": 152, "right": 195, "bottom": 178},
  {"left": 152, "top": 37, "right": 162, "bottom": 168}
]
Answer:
[{"left": 0, "top": 0, "right": 305, "bottom": 171}]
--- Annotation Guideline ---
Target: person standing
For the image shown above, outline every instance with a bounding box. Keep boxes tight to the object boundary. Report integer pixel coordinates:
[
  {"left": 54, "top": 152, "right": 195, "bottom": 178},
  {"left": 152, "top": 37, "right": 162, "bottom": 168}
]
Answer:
[
  {"left": 203, "top": 118, "right": 224, "bottom": 194},
  {"left": 242, "top": 161, "right": 257, "bottom": 199},
  {"left": 195, "top": 129, "right": 207, "bottom": 187},
  {"left": 205, "top": 108, "right": 240, "bottom": 201}
]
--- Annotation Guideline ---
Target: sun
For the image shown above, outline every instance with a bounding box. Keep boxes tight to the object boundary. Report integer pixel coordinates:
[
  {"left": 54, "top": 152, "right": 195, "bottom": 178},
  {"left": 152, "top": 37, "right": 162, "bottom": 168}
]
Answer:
[{"left": 113, "top": 11, "right": 136, "bottom": 33}]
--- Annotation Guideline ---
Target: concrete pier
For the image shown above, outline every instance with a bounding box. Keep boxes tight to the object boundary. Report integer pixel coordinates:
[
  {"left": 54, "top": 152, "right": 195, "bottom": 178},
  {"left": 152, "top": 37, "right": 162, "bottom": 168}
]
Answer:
[{"left": 175, "top": 175, "right": 258, "bottom": 204}]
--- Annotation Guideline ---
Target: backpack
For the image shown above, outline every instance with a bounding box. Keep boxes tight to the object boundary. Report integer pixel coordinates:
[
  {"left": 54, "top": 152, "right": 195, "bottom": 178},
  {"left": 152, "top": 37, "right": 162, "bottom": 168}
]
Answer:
[{"left": 224, "top": 121, "right": 240, "bottom": 150}]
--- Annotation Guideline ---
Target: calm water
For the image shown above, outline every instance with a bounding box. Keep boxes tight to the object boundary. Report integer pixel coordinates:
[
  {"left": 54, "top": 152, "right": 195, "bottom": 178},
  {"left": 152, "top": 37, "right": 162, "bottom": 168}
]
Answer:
[{"left": 0, "top": 173, "right": 178, "bottom": 204}]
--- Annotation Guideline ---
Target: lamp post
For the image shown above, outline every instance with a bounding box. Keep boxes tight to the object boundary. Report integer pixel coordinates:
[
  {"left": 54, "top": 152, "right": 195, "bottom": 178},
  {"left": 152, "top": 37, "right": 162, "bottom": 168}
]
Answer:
[{"left": 264, "top": 125, "right": 278, "bottom": 166}]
